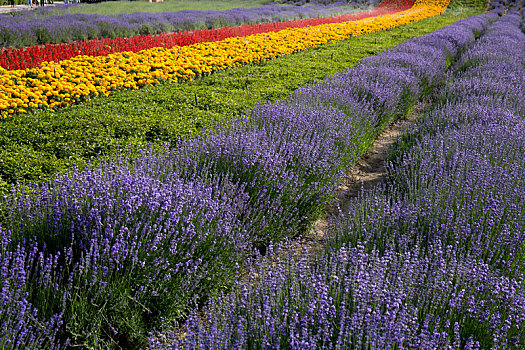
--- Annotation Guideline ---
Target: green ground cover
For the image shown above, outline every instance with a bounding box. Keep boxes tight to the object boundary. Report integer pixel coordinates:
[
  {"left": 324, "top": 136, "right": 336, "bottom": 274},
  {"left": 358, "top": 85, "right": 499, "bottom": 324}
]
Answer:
[
  {"left": 0, "top": 6, "right": 482, "bottom": 189},
  {"left": 448, "top": 0, "right": 488, "bottom": 9},
  {"left": 42, "top": 0, "right": 274, "bottom": 16}
]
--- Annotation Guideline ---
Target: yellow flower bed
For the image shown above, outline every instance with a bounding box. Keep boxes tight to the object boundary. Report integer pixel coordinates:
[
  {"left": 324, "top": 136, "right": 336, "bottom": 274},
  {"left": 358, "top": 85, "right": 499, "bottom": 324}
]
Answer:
[{"left": 0, "top": 0, "right": 449, "bottom": 118}]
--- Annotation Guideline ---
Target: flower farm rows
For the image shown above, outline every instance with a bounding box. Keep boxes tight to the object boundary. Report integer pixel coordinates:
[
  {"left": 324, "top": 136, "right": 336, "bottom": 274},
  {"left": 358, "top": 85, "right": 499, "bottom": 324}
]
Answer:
[
  {"left": 0, "top": 0, "right": 414, "bottom": 71},
  {"left": 0, "top": 0, "right": 497, "bottom": 348},
  {"left": 2, "top": 0, "right": 524, "bottom": 348},
  {"left": 0, "top": 0, "right": 448, "bottom": 118},
  {"left": 150, "top": 6, "right": 525, "bottom": 349},
  {"left": 0, "top": 8, "right": 476, "bottom": 189}
]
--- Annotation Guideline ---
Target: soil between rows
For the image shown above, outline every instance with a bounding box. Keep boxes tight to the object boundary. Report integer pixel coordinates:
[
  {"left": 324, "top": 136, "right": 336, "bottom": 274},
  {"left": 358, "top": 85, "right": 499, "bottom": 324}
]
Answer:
[{"left": 305, "top": 103, "right": 426, "bottom": 250}]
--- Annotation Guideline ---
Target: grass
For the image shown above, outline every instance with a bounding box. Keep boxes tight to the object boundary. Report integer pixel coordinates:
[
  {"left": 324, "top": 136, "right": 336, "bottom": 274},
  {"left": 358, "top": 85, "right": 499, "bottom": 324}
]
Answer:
[
  {"left": 45, "top": 0, "right": 276, "bottom": 16},
  {"left": 0, "top": 6, "right": 483, "bottom": 188}
]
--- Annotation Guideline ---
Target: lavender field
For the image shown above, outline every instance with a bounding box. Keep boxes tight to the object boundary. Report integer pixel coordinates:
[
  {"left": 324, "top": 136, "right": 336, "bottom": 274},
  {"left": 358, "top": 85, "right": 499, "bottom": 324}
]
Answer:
[
  {"left": 1, "top": 0, "right": 524, "bottom": 348},
  {"left": 149, "top": 5, "right": 525, "bottom": 348},
  {"left": 151, "top": 5, "right": 525, "bottom": 349}
]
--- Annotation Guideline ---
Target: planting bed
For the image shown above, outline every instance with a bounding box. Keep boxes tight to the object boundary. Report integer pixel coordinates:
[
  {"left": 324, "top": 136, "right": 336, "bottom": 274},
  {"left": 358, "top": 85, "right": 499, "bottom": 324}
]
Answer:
[
  {"left": 0, "top": 0, "right": 447, "bottom": 120},
  {"left": 2, "top": 0, "right": 523, "bottom": 348},
  {"left": 0, "top": 1, "right": 365, "bottom": 49}
]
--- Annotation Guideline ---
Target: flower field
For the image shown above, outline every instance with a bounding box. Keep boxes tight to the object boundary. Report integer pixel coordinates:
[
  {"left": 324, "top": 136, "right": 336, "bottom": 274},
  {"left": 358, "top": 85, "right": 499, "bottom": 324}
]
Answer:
[
  {"left": 1, "top": 0, "right": 524, "bottom": 348},
  {"left": 151, "top": 8, "right": 525, "bottom": 348},
  {"left": 0, "top": 0, "right": 413, "bottom": 71},
  {"left": 0, "top": 2, "right": 367, "bottom": 48},
  {"left": 0, "top": 0, "right": 447, "bottom": 118}
]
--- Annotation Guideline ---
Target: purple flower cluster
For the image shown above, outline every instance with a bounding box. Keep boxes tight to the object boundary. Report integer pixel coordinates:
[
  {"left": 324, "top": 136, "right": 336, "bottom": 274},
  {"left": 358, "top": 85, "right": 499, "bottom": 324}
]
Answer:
[
  {"left": 148, "top": 11, "right": 525, "bottom": 350},
  {"left": 175, "top": 102, "right": 360, "bottom": 247},
  {"left": 156, "top": 241, "right": 524, "bottom": 349},
  {"left": 0, "top": 231, "right": 68, "bottom": 349},
  {"left": 489, "top": 0, "right": 524, "bottom": 13},
  {"left": 0, "top": 2, "right": 363, "bottom": 48}
]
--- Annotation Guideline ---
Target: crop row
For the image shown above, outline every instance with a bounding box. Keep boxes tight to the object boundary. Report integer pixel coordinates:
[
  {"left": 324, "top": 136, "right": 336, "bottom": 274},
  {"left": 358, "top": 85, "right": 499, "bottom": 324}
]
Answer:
[
  {"left": 149, "top": 9, "right": 525, "bottom": 349},
  {"left": 0, "top": 4, "right": 485, "bottom": 348},
  {"left": 0, "top": 1, "right": 368, "bottom": 49},
  {"left": 490, "top": 0, "right": 524, "bottom": 12},
  {"left": 0, "top": 0, "right": 414, "bottom": 71},
  {"left": 0, "top": 0, "right": 448, "bottom": 119}
]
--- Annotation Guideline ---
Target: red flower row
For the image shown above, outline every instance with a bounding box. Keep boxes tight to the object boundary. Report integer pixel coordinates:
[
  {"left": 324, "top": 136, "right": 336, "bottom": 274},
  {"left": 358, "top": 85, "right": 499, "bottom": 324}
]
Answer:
[{"left": 0, "top": 0, "right": 414, "bottom": 71}]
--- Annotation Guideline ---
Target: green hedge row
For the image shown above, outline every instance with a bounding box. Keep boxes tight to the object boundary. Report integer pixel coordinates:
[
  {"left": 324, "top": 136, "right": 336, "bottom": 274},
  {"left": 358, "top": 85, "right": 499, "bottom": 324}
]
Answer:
[
  {"left": 448, "top": 0, "right": 487, "bottom": 9},
  {"left": 0, "top": 6, "right": 482, "bottom": 189}
]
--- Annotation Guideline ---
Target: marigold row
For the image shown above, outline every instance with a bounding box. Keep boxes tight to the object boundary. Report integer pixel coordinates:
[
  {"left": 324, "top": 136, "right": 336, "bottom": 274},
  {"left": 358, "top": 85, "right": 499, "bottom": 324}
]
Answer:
[
  {"left": 0, "top": 0, "right": 414, "bottom": 71},
  {"left": 0, "top": 0, "right": 449, "bottom": 118}
]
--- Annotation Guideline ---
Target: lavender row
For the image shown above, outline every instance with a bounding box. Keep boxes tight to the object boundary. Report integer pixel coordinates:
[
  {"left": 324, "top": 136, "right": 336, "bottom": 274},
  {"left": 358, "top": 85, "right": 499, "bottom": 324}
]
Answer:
[
  {"left": 146, "top": 11, "right": 525, "bottom": 349},
  {"left": 156, "top": 237, "right": 524, "bottom": 349},
  {"left": 0, "top": 2, "right": 364, "bottom": 48},
  {"left": 489, "top": 0, "right": 524, "bottom": 14},
  {"left": 378, "top": 10, "right": 525, "bottom": 262}
]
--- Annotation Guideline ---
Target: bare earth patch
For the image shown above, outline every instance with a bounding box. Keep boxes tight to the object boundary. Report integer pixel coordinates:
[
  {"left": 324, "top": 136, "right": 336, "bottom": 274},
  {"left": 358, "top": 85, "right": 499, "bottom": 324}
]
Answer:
[{"left": 307, "top": 104, "right": 426, "bottom": 245}]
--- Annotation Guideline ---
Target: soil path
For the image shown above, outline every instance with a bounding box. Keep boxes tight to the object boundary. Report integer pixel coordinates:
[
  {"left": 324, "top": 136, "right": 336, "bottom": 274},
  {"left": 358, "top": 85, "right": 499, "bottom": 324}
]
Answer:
[{"left": 304, "top": 104, "right": 425, "bottom": 247}]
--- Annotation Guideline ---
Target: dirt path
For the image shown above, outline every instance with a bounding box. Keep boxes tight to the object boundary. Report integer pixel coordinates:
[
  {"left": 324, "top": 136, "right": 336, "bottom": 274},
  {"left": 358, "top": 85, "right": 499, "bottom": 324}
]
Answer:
[{"left": 305, "top": 104, "right": 425, "bottom": 246}]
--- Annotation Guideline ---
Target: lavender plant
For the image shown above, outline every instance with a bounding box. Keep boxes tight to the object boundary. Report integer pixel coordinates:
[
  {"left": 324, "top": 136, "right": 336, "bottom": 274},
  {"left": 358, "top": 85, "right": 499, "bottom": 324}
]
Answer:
[
  {"left": 0, "top": 230, "right": 68, "bottom": 349},
  {"left": 150, "top": 241, "right": 525, "bottom": 349},
  {"left": 1, "top": 152, "right": 249, "bottom": 348},
  {"left": 174, "top": 102, "right": 362, "bottom": 248}
]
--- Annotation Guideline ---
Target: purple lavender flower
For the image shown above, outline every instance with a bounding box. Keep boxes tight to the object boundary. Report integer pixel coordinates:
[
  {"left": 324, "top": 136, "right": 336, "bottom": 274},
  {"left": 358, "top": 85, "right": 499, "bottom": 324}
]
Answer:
[{"left": 1, "top": 150, "right": 249, "bottom": 347}]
